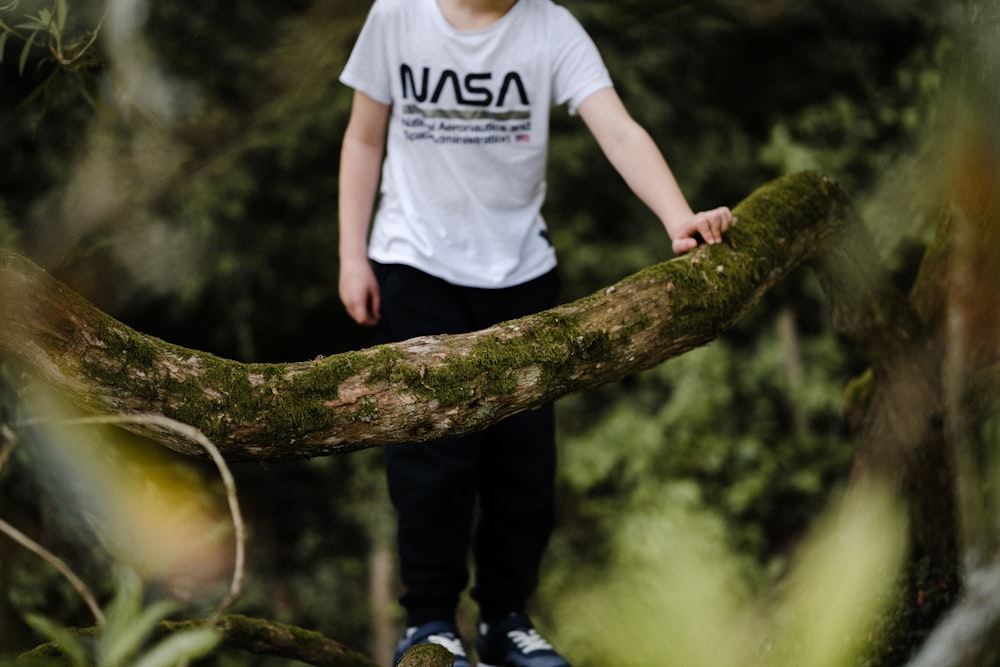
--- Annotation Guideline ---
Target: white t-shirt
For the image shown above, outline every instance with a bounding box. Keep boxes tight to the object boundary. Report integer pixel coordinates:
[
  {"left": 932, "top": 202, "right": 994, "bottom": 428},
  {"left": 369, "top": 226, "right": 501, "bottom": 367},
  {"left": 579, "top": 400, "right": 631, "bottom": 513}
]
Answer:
[{"left": 340, "top": 0, "right": 613, "bottom": 288}]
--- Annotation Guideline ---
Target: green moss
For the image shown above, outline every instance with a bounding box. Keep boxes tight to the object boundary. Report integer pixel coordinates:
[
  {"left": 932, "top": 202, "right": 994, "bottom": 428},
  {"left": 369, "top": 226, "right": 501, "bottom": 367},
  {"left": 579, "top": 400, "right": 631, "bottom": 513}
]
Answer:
[
  {"left": 399, "top": 642, "right": 453, "bottom": 667},
  {"left": 72, "top": 311, "right": 396, "bottom": 447},
  {"left": 845, "top": 367, "right": 875, "bottom": 412},
  {"left": 362, "top": 346, "right": 406, "bottom": 383},
  {"left": 14, "top": 626, "right": 99, "bottom": 665},
  {"left": 736, "top": 171, "right": 840, "bottom": 233},
  {"left": 94, "top": 320, "right": 164, "bottom": 374},
  {"left": 353, "top": 311, "right": 621, "bottom": 407},
  {"left": 731, "top": 171, "right": 843, "bottom": 271},
  {"left": 290, "top": 352, "right": 367, "bottom": 395},
  {"left": 362, "top": 345, "right": 432, "bottom": 391},
  {"left": 164, "top": 615, "right": 380, "bottom": 667}
]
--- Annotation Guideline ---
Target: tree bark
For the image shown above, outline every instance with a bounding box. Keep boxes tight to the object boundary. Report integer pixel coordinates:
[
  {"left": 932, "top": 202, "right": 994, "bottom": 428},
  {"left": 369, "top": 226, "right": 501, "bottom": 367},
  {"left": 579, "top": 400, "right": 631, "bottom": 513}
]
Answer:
[
  {"left": 903, "top": 70, "right": 1000, "bottom": 665},
  {"left": 191, "top": 615, "right": 383, "bottom": 667},
  {"left": 0, "top": 171, "right": 851, "bottom": 462},
  {"left": 812, "top": 199, "right": 958, "bottom": 567}
]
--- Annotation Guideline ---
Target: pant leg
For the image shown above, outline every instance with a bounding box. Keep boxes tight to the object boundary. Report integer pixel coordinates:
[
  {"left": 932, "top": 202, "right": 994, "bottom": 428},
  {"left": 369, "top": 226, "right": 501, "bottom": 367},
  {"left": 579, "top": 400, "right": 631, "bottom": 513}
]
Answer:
[
  {"left": 462, "top": 271, "right": 561, "bottom": 621},
  {"left": 375, "top": 263, "right": 482, "bottom": 625},
  {"left": 376, "top": 263, "right": 560, "bottom": 625},
  {"left": 472, "top": 404, "right": 556, "bottom": 621},
  {"left": 387, "top": 435, "right": 481, "bottom": 625}
]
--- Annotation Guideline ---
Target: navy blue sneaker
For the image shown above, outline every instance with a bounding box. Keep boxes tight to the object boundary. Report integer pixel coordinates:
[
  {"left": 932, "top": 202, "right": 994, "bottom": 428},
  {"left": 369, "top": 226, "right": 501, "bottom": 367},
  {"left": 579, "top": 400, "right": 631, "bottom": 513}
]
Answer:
[
  {"left": 476, "top": 613, "right": 570, "bottom": 667},
  {"left": 394, "top": 620, "right": 471, "bottom": 667}
]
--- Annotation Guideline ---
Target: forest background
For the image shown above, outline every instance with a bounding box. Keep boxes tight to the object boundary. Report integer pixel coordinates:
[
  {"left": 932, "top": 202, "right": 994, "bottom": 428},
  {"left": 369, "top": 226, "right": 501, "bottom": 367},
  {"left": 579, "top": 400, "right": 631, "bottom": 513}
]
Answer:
[{"left": 0, "top": 0, "right": 973, "bottom": 665}]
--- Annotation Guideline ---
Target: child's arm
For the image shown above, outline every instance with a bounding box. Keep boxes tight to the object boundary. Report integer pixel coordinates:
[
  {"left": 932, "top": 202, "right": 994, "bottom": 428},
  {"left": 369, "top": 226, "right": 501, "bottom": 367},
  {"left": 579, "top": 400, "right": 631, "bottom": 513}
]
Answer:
[
  {"left": 578, "top": 88, "right": 733, "bottom": 255},
  {"left": 338, "top": 90, "right": 391, "bottom": 326}
]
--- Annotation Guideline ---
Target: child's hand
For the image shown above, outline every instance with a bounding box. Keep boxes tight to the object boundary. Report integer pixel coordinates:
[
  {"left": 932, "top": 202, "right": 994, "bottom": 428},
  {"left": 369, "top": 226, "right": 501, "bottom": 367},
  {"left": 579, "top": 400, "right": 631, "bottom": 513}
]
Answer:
[
  {"left": 339, "top": 259, "right": 381, "bottom": 326},
  {"left": 670, "top": 206, "right": 734, "bottom": 255}
]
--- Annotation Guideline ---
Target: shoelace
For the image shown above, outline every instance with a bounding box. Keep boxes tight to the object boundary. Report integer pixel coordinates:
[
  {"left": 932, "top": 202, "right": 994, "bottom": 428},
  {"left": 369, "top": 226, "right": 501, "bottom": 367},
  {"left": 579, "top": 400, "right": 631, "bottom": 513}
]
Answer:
[
  {"left": 508, "top": 629, "right": 553, "bottom": 654},
  {"left": 429, "top": 632, "right": 467, "bottom": 657}
]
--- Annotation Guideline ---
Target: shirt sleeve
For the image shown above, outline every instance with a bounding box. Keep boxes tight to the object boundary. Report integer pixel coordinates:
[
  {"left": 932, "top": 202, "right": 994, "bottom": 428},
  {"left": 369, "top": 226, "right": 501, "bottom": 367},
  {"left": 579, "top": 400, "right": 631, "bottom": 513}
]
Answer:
[
  {"left": 548, "top": 5, "right": 613, "bottom": 115},
  {"left": 340, "top": 0, "right": 394, "bottom": 105}
]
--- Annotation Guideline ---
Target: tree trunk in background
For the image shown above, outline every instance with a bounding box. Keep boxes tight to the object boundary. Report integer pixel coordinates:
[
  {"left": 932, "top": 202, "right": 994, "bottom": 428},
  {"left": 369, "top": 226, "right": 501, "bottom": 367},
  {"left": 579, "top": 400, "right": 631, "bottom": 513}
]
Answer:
[
  {"left": 367, "top": 490, "right": 397, "bottom": 667},
  {"left": 899, "top": 4, "right": 1000, "bottom": 659},
  {"left": 903, "top": 65, "right": 1000, "bottom": 664},
  {"left": 814, "top": 201, "right": 958, "bottom": 566},
  {"left": 941, "top": 109, "right": 1000, "bottom": 569},
  {"left": 776, "top": 306, "right": 809, "bottom": 441}
]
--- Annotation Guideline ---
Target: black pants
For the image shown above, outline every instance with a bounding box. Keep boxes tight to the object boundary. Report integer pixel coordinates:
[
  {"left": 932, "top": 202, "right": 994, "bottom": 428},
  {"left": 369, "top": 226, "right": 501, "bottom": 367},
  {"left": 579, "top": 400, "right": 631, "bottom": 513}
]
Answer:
[{"left": 374, "top": 262, "right": 560, "bottom": 626}]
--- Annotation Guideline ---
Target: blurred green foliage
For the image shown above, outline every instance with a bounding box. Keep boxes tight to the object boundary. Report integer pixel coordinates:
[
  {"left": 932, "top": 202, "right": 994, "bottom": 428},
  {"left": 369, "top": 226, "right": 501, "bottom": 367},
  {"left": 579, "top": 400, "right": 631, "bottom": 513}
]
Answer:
[
  {"left": 553, "top": 483, "right": 908, "bottom": 667},
  {"left": 0, "top": 0, "right": 959, "bottom": 664},
  {"left": 19, "top": 568, "right": 221, "bottom": 667}
]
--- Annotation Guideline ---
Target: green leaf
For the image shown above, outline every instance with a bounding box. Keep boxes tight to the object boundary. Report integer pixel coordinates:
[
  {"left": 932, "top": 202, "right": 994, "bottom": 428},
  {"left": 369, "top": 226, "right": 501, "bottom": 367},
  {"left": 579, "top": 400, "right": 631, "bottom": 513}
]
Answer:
[
  {"left": 14, "top": 19, "right": 47, "bottom": 32},
  {"left": 24, "top": 613, "right": 89, "bottom": 667},
  {"left": 102, "top": 599, "right": 181, "bottom": 667},
  {"left": 17, "top": 27, "right": 39, "bottom": 75},
  {"left": 96, "top": 573, "right": 138, "bottom": 659},
  {"left": 131, "top": 628, "right": 222, "bottom": 667},
  {"left": 55, "top": 0, "right": 67, "bottom": 34},
  {"left": 0, "top": 31, "right": 10, "bottom": 64},
  {"left": 97, "top": 569, "right": 188, "bottom": 666}
]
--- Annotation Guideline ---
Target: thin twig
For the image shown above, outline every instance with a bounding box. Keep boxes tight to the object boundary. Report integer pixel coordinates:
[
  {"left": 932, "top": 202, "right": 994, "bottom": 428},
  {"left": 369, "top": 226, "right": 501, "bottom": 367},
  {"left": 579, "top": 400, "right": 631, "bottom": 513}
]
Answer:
[
  {"left": 0, "top": 519, "right": 106, "bottom": 623},
  {"left": 48, "top": 8, "right": 106, "bottom": 67},
  {"left": 0, "top": 424, "right": 17, "bottom": 472},
  {"left": 0, "top": 425, "right": 106, "bottom": 625},
  {"left": 59, "top": 414, "right": 247, "bottom": 617}
]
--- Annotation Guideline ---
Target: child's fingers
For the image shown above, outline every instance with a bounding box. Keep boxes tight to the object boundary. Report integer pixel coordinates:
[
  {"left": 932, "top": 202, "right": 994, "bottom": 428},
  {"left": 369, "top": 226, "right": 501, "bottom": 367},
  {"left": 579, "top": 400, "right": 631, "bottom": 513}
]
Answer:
[
  {"left": 673, "top": 236, "right": 699, "bottom": 254},
  {"left": 696, "top": 211, "right": 721, "bottom": 244},
  {"left": 672, "top": 207, "right": 734, "bottom": 254},
  {"left": 697, "top": 207, "right": 733, "bottom": 244}
]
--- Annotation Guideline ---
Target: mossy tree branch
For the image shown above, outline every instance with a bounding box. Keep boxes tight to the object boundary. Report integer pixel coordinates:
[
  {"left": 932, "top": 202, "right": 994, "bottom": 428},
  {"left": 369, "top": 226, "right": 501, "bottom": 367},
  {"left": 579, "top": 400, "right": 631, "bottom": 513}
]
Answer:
[
  {"left": 17, "top": 615, "right": 388, "bottom": 667},
  {"left": 171, "top": 615, "right": 384, "bottom": 667},
  {"left": 0, "top": 171, "right": 850, "bottom": 461}
]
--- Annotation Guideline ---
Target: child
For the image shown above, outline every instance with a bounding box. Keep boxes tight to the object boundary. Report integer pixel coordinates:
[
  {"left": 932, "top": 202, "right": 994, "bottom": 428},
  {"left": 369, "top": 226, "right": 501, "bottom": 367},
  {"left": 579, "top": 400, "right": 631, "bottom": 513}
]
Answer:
[{"left": 338, "top": 1, "right": 733, "bottom": 665}]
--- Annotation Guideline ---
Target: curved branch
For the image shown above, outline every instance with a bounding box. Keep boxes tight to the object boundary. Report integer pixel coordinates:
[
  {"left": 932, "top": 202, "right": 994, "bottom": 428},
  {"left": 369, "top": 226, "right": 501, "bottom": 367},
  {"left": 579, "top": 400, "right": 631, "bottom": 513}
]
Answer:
[
  {"left": 0, "top": 171, "right": 852, "bottom": 461},
  {"left": 199, "top": 615, "right": 379, "bottom": 667},
  {"left": 19, "top": 615, "right": 381, "bottom": 667},
  {"left": 47, "top": 413, "right": 247, "bottom": 616},
  {"left": 0, "top": 518, "right": 105, "bottom": 626}
]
